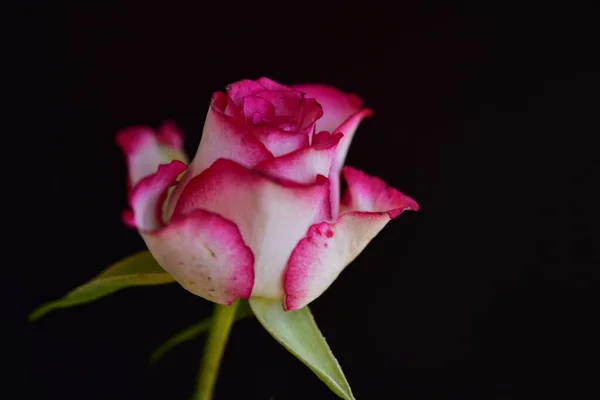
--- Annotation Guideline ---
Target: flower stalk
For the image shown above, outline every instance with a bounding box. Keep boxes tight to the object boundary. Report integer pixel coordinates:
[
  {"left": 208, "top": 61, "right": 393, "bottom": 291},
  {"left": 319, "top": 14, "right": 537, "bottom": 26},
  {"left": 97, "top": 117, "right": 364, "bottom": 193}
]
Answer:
[{"left": 192, "top": 300, "right": 239, "bottom": 400}]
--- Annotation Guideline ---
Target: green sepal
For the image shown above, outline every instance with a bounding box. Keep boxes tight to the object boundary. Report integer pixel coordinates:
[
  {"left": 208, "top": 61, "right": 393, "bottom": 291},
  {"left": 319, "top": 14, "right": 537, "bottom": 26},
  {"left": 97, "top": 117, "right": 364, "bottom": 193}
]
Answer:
[{"left": 249, "top": 297, "right": 355, "bottom": 400}]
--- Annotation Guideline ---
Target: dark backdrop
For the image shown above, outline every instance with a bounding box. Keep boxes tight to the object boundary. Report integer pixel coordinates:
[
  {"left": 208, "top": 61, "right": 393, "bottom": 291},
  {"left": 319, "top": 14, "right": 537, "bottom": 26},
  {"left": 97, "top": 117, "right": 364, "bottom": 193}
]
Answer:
[{"left": 7, "top": 0, "right": 599, "bottom": 399}]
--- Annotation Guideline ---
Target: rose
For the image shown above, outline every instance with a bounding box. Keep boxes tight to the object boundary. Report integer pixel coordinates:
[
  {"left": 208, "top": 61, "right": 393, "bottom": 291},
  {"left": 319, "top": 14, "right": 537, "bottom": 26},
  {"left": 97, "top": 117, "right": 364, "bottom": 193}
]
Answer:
[{"left": 117, "top": 77, "right": 418, "bottom": 311}]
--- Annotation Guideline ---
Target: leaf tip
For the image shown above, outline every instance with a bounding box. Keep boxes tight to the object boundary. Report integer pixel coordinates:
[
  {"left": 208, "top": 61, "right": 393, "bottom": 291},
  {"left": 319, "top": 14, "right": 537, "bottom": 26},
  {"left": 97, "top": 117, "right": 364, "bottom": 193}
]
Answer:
[
  {"left": 149, "top": 344, "right": 171, "bottom": 365},
  {"left": 148, "top": 351, "right": 162, "bottom": 365},
  {"left": 28, "top": 304, "right": 54, "bottom": 322}
]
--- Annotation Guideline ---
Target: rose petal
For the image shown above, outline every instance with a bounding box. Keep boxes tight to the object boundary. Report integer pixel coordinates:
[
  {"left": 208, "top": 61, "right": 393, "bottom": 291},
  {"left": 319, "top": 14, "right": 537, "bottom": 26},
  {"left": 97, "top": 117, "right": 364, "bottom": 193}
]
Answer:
[
  {"left": 254, "top": 90, "right": 303, "bottom": 118},
  {"left": 242, "top": 95, "right": 277, "bottom": 123},
  {"left": 124, "top": 161, "right": 188, "bottom": 231},
  {"left": 172, "top": 158, "right": 332, "bottom": 299},
  {"left": 142, "top": 209, "right": 254, "bottom": 304},
  {"left": 227, "top": 79, "right": 269, "bottom": 105},
  {"left": 298, "top": 97, "right": 324, "bottom": 133},
  {"left": 339, "top": 166, "right": 419, "bottom": 216},
  {"left": 291, "top": 84, "right": 364, "bottom": 134},
  {"left": 156, "top": 120, "right": 184, "bottom": 149},
  {"left": 291, "top": 85, "right": 372, "bottom": 216},
  {"left": 252, "top": 126, "right": 310, "bottom": 157},
  {"left": 124, "top": 159, "right": 253, "bottom": 304},
  {"left": 193, "top": 92, "right": 274, "bottom": 173},
  {"left": 256, "top": 77, "right": 293, "bottom": 91},
  {"left": 283, "top": 166, "right": 418, "bottom": 310},
  {"left": 328, "top": 108, "right": 374, "bottom": 216},
  {"left": 165, "top": 93, "right": 274, "bottom": 220},
  {"left": 255, "top": 131, "right": 343, "bottom": 184},
  {"left": 116, "top": 122, "right": 187, "bottom": 191},
  {"left": 249, "top": 96, "right": 322, "bottom": 157}
]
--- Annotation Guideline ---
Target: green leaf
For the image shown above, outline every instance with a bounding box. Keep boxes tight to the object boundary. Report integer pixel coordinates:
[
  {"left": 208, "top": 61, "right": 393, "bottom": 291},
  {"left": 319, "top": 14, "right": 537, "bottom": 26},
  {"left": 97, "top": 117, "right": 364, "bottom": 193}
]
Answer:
[
  {"left": 249, "top": 297, "right": 355, "bottom": 400},
  {"left": 150, "top": 300, "right": 254, "bottom": 364},
  {"left": 29, "top": 250, "right": 174, "bottom": 321}
]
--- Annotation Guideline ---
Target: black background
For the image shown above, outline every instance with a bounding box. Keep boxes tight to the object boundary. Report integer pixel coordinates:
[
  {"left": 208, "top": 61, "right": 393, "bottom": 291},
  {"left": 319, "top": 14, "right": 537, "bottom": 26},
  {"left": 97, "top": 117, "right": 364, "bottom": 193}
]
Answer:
[{"left": 7, "top": 0, "right": 599, "bottom": 399}]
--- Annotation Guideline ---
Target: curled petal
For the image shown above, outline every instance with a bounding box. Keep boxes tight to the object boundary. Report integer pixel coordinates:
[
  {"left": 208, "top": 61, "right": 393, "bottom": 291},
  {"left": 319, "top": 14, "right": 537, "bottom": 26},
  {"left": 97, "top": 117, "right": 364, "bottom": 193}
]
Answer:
[
  {"left": 298, "top": 97, "right": 324, "bottom": 133},
  {"left": 255, "top": 131, "right": 343, "bottom": 184},
  {"left": 172, "top": 159, "right": 332, "bottom": 299},
  {"left": 284, "top": 166, "right": 418, "bottom": 310},
  {"left": 291, "top": 84, "right": 372, "bottom": 216},
  {"left": 123, "top": 161, "right": 188, "bottom": 231},
  {"left": 340, "top": 166, "right": 419, "bottom": 216},
  {"left": 252, "top": 126, "right": 310, "bottom": 157},
  {"left": 116, "top": 122, "right": 187, "bottom": 191},
  {"left": 242, "top": 95, "right": 277, "bottom": 122},
  {"left": 142, "top": 209, "right": 254, "bottom": 304},
  {"left": 254, "top": 90, "right": 303, "bottom": 118},
  {"left": 291, "top": 84, "right": 364, "bottom": 135},
  {"left": 249, "top": 97, "right": 322, "bottom": 157},
  {"left": 125, "top": 159, "right": 254, "bottom": 304},
  {"left": 328, "top": 109, "right": 374, "bottom": 216}
]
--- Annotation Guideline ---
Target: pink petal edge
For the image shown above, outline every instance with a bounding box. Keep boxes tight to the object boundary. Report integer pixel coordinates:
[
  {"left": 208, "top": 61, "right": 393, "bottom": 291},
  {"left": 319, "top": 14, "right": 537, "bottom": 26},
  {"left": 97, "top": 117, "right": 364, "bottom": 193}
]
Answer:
[
  {"left": 124, "top": 161, "right": 188, "bottom": 232},
  {"left": 291, "top": 83, "right": 364, "bottom": 134},
  {"left": 164, "top": 93, "right": 274, "bottom": 221},
  {"left": 156, "top": 120, "right": 184, "bottom": 149},
  {"left": 142, "top": 208, "right": 255, "bottom": 304},
  {"left": 340, "top": 166, "right": 420, "bottom": 216},
  {"left": 116, "top": 123, "right": 186, "bottom": 197},
  {"left": 256, "top": 76, "right": 294, "bottom": 91},
  {"left": 254, "top": 131, "right": 343, "bottom": 184},
  {"left": 122, "top": 159, "right": 254, "bottom": 305},
  {"left": 283, "top": 166, "right": 419, "bottom": 310},
  {"left": 328, "top": 108, "right": 374, "bottom": 217},
  {"left": 172, "top": 158, "right": 332, "bottom": 299}
]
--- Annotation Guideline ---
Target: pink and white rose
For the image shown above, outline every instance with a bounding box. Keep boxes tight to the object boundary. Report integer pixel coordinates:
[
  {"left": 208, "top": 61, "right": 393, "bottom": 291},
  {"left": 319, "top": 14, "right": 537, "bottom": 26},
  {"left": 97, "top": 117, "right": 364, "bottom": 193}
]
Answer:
[{"left": 117, "top": 77, "right": 418, "bottom": 311}]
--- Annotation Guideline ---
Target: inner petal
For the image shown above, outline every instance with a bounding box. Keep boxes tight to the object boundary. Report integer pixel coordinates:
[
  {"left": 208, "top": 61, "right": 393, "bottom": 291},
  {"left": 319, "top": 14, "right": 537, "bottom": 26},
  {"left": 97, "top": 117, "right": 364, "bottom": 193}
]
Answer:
[
  {"left": 255, "top": 90, "right": 303, "bottom": 119},
  {"left": 242, "top": 95, "right": 276, "bottom": 123}
]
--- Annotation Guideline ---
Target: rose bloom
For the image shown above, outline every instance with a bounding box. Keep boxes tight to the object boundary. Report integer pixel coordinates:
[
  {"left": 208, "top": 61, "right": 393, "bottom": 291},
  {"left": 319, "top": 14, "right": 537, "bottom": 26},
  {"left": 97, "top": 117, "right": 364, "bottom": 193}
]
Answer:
[{"left": 117, "top": 77, "right": 418, "bottom": 311}]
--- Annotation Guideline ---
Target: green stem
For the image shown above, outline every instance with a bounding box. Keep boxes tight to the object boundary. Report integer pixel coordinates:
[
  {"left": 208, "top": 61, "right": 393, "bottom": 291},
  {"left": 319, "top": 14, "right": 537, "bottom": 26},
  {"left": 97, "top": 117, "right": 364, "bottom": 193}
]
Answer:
[{"left": 192, "top": 300, "right": 239, "bottom": 400}]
